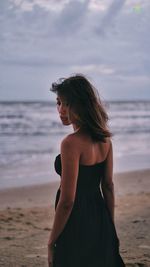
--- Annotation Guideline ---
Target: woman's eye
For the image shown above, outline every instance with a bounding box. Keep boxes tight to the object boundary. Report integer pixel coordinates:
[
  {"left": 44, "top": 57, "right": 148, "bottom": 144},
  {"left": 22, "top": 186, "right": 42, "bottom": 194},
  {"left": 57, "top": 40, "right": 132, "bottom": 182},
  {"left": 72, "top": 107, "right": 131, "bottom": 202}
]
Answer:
[
  {"left": 56, "top": 101, "right": 68, "bottom": 107},
  {"left": 64, "top": 102, "right": 69, "bottom": 107}
]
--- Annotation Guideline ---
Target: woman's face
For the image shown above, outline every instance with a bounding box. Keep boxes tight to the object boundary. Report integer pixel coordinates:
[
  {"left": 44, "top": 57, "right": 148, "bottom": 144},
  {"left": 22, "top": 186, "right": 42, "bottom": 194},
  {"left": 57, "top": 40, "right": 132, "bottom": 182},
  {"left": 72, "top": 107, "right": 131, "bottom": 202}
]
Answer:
[{"left": 56, "top": 95, "right": 71, "bottom": 125}]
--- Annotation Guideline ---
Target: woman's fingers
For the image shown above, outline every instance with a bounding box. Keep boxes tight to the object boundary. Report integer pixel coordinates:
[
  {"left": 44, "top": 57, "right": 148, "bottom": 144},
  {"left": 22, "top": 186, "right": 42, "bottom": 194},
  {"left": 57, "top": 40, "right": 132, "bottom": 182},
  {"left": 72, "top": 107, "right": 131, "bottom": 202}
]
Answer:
[{"left": 48, "top": 245, "right": 54, "bottom": 267}]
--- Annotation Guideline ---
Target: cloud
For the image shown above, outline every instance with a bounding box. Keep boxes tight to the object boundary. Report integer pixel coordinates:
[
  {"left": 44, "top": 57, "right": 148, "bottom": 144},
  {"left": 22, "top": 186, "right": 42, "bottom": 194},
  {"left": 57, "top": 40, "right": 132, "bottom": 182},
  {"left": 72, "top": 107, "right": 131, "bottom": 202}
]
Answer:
[
  {"left": 54, "top": 0, "right": 89, "bottom": 35},
  {"left": 0, "top": 0, "right": 150, "bottom": 100},
  {"left": 88, "top": 0, "right": 107, "bottom": 11},
  {"left": 9, "top": 0, "right": 69, "bottom": 12},
  {"left": 71, "top": 64, "right": 115, "bottom": 75},
  {"left": 95, "top": 0, "right": 126, "bottom": 36}
]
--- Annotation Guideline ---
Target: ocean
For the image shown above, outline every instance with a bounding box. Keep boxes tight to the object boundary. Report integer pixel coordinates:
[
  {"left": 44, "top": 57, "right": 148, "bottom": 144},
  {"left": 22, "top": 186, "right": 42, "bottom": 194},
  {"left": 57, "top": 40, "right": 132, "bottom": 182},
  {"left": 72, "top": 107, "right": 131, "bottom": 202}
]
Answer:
[{"left": 0, "top": 101, "right": 150, "bottom": 189}]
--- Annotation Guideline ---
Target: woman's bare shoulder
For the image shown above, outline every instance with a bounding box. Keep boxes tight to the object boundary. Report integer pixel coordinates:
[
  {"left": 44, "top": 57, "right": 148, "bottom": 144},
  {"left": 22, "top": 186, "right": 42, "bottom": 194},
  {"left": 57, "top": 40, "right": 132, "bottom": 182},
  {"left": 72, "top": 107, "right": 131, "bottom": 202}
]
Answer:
[
  {"left": 61, "top": 134, "right": 112, "bottom": 153},
  {"left": 60, "top": 134, "right": 81, "bottom": 163},
  {"left": 61, "top": 133, "right": 80, "bottom": 150}
]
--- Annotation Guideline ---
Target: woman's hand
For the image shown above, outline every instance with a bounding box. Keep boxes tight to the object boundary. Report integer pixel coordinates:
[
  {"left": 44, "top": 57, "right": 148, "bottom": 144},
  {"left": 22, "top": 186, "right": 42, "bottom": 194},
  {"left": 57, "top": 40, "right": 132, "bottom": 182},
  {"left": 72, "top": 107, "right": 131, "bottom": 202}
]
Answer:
[{"left": 48, "top": 242, "right": 55, "bottom": 267}]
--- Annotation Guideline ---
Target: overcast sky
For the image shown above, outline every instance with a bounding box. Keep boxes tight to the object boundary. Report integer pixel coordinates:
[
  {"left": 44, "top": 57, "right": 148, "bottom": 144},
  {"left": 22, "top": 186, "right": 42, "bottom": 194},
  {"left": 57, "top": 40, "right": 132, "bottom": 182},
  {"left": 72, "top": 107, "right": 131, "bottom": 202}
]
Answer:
[{"left": 0, "top": 0, "right": 150, "bottom": 101}]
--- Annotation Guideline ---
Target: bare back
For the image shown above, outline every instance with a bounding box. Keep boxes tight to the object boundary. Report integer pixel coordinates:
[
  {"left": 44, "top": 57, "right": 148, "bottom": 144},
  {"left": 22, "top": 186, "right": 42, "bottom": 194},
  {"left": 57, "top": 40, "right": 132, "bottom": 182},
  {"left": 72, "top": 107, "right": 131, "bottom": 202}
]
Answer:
[{"left": 71, "top": 130, "right": 111, "bottom": 166}]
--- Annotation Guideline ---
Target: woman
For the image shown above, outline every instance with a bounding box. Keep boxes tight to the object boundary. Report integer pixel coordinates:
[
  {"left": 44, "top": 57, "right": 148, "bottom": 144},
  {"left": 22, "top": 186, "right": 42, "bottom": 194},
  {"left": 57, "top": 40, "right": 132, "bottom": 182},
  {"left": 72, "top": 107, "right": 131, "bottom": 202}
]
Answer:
[{"left": 48, "top": 74, "right": 125, "bottom": 267}]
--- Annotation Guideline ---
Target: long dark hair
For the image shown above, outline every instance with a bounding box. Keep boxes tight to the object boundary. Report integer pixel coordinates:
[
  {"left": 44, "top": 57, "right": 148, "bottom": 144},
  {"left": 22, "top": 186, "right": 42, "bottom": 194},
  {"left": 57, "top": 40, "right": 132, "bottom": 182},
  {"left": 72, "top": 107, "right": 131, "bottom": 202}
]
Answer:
[{"left": 50, "top": 74, "right": 112, "bottom": 142}]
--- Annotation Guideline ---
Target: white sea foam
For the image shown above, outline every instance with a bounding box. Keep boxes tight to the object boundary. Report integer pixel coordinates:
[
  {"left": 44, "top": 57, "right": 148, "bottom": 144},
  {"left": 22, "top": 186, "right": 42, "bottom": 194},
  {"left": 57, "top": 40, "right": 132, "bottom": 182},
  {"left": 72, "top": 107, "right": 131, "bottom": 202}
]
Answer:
[{"left": 0, "top": 101, "right": 150, "bottom": 189}]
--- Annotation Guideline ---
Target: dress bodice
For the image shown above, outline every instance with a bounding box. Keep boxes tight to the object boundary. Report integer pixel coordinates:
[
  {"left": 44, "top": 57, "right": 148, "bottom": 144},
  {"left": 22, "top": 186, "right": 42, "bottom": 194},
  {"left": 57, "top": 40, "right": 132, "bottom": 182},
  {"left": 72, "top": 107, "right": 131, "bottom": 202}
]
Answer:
[{"left": 54, "top": 154, "right": 105, "bottom": 197}]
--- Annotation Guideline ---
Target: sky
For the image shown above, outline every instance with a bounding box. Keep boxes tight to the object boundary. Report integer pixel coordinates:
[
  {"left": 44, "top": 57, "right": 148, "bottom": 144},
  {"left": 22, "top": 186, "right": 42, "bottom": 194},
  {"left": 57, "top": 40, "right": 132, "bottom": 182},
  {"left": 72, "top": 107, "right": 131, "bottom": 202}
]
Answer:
[{"left": 0, "top": 0, "right": 150, "bottom": 101}]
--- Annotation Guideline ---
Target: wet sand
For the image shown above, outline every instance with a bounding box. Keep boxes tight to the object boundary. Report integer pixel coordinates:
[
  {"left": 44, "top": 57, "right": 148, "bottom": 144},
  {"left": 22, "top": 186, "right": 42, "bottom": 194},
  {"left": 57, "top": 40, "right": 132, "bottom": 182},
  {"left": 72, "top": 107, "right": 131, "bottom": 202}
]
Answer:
[{"left": 0, "top": 169, "right": 150, "bottom": 267}]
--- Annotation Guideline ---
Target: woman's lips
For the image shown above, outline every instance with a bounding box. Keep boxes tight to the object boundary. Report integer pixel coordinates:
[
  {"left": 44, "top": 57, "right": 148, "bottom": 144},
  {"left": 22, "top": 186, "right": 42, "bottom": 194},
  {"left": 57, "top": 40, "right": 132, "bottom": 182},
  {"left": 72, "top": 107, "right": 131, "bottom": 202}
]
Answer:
[{"left": 60, "top": 116, "right": 68, "bottom": 121}]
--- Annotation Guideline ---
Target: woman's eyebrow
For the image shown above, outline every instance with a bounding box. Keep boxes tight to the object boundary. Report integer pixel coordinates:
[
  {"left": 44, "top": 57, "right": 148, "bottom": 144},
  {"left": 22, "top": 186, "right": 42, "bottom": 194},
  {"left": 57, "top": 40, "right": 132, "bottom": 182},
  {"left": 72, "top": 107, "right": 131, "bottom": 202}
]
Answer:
[
  {"left": 56, "top": 97, "right": 65, "bottom": 102},
  {"left": 56, "top": 97, "right": 67, "bottom": 104}
]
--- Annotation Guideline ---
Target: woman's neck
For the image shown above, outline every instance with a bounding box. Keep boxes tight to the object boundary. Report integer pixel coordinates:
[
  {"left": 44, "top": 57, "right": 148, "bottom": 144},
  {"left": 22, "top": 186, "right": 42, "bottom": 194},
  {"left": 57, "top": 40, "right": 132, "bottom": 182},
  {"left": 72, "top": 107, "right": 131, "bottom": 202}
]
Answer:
[{"left": 73, "top": 124, "right": 81, "bottom": 132}]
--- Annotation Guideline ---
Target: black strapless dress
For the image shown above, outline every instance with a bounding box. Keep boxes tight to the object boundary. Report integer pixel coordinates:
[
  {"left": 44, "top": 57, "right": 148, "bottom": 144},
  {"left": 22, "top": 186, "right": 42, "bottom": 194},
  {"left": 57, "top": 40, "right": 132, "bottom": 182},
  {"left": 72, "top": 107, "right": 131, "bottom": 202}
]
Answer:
[{"left": 53, "top": 154, "right": 125, "bottom": 267}]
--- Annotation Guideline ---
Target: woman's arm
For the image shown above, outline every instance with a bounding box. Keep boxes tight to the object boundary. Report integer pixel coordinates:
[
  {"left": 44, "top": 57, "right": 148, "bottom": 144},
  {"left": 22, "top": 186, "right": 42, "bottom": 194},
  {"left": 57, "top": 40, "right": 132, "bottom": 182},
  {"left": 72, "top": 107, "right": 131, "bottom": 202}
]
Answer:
[
  {"left": 48, "top": 135, "right": 80, "bottom": 248},
  {"left": 101, "top": 140, "right": 115, "bottom": 223}
]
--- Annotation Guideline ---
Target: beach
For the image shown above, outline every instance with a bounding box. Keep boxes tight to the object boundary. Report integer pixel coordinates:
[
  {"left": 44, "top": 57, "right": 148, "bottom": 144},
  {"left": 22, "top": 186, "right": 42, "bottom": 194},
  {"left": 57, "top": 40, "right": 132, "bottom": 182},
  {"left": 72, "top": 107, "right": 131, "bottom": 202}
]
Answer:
[{"left": 0, "top": 169, "right": 149, "bottom": 267}]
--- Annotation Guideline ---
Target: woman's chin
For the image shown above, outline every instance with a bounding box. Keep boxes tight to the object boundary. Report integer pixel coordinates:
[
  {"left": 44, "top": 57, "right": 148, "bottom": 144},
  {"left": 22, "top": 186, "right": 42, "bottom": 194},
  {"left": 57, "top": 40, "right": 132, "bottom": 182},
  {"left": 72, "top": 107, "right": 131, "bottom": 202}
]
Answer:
[{"left": 61, "top": 119, "right": 71, "bottom": 126}]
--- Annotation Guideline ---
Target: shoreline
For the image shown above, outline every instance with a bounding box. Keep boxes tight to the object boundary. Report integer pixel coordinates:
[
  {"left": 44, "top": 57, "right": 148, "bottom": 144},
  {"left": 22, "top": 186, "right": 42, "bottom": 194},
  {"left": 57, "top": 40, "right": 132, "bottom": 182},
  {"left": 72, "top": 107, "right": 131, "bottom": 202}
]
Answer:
[
  {"left": 0, "top": 168, "right": 150, "bottom": 210},
  {"left": 1, "top": 152, "right": 150, "bottom": 190},
  {"left": 0, "top": 168, "right": 150, "bottom": 266}
]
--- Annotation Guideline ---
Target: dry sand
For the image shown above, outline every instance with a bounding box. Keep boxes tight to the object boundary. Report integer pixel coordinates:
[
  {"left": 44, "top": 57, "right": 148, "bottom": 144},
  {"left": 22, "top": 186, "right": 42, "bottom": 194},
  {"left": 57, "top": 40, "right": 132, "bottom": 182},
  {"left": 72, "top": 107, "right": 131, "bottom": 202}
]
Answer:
[{"left": 0, "top": 169, "right": 150, "bottom": 267}]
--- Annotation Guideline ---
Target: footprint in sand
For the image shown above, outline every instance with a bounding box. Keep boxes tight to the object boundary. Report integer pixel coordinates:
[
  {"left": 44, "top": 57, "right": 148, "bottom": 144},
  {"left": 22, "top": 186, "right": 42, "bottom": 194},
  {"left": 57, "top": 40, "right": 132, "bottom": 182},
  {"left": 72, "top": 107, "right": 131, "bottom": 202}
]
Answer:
[
  {"left": 1, "top": 217, "right": 13, "bottom": 222},
  {"left": 18, "top": 213, "right": 24, "bottom": 217},
  {"left": 31, "top": 211, "right": 38, "bottom": 214},
  {"left": 3, "top": 236, "right": 15, "bottom": 240},
  {"left": 25, "top": 221, "right": 33, "bottom": 226},
  {"left": 132, "top": 220, "right": 140, "bottom": 223},
  {"left": 44, "top": 227, "right": 51, "bottom": 231}
]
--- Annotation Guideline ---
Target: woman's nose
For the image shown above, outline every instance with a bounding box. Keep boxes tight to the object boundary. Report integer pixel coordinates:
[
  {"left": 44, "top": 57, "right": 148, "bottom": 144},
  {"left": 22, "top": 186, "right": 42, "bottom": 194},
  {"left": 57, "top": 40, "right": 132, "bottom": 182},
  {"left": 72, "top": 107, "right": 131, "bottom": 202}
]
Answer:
[{"left": 58, "top": 105, "right": 67, "bottom": 115}]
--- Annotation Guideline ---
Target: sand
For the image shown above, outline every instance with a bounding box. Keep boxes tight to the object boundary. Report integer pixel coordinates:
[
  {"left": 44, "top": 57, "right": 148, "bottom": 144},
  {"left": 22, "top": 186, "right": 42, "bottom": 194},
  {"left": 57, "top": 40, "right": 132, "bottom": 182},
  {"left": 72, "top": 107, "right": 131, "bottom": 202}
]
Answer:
[{"left": 0, "top": 169, "right": 150, "bottom": 267}]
